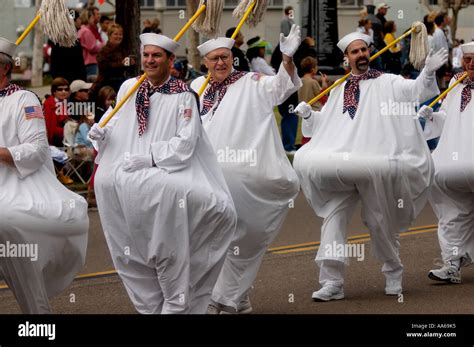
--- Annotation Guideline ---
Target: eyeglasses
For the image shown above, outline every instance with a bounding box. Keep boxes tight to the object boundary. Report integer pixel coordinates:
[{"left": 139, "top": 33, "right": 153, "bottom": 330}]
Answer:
[
  {"left": 78, "top": 89, "right": 89, "bottom": 93},
  {"left": 463, "top": 57, "right": 473, "bottom": 64},
  {"left": 56, "top": 87, "right": 70, "bottom": 92},
  {"left": 206, "top": 54, "right": 231, "bottom": 64}
]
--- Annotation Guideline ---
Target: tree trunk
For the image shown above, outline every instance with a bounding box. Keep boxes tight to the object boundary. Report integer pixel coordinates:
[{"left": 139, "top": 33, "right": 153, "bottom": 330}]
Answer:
[
  {"left": 450, "top": 0, "right": 464, "bottom": 41},
  {"left": 31, "top": 0, "right": 43, "bottom": 87},
  {"left": 116, "top": 0, "right": 141, "bottom": 76},
  {"left": 439, "top": 0, "right": 450, "bottom": 13},
  {"left": 187, "top": 0, "right": 201, "bottom": 70},
  {"left": 451, "top": 8, "right": 459, "bottom": 40}
]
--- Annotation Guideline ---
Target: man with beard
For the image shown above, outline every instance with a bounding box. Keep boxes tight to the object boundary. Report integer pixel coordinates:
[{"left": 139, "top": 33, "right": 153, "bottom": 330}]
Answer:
[
  {"left": 293, "top": 32, "right": 447, "bottom": 301},
  {"left": 419, "top": 41, "right": 474, "bottom": 284}
]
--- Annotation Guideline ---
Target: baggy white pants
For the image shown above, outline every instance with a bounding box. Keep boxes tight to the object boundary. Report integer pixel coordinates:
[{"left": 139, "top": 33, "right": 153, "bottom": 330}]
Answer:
[
  {"left": 211, "top": 201, "right": 291, "bottom": 310},
  {"left": 316, "top": 190, "right": 403, "bottom": 287},
  {"left": 430, "top": 164, "right": 474, "bottom": 265}
]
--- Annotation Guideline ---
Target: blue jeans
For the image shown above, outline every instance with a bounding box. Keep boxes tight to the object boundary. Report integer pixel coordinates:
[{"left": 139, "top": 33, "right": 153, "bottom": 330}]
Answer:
[
  {"left": 85, "top": 64, "right": 98, "bottom": 82},
  {"left": 279, "top": 96, "right": 298, "bottom": 152}
]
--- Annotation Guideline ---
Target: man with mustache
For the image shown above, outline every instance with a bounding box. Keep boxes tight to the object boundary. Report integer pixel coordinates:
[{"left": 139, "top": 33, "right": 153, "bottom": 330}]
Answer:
[
  {"left": 293, "top": 32, "right": 447, "bottom": 301},
  {"left": 418, "top": 41, "right": 474, "bottom": 284},
  {"left": 88, "top": 33, "right": 237, "bottom": 314}
]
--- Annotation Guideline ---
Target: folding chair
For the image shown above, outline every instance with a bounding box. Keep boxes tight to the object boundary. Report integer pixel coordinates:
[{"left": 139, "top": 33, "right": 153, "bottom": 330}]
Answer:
[{"left": 62, "top": 121, "right": 94, "bottom": 185}]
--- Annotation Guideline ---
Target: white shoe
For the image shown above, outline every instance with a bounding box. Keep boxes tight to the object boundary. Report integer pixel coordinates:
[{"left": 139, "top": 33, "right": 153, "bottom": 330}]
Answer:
[
  {"left": 207, "top": 303, "right": 222, "bottom": 314},
  {"left": 428, "top": 263, "right": 461, "bottom": 284},
  {"left": 385, "top": 278, "right": 403, "bottom": 296},
  {"left": 236, "top": 295, "right": 253, "bottom": 314},
  {"left": 219, "top": 296, "right": 253, "bottom": 314},
  {"left": 384, "top": 265, "right": 403, "bottom": 296},
  {"left": 312, "top": 285, "right": 344, "bottom": 302}
]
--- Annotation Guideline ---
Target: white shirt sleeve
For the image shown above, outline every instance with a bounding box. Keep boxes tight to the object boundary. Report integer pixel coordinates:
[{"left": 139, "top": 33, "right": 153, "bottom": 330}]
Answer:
[
  {"left": 422, "top": 77, "right": 457, "bottom": 140},
  {"left": 149, "top": 92, "right": 200, "bottom": 173},
  {"left": 393, "top": 68, "right": 440, "bottom": 104},
  {"left": 302, "top": 110, "right": 323, "bottom": 138},
  {"left": 256, "top": 62, "right": 302, "bottom": 107},
  {"left": 7, "top": 92, "right": 51, "bottom": 179}
]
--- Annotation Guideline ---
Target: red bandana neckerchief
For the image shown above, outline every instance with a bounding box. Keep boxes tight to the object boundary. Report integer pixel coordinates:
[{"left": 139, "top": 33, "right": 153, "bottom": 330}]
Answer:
[
  {"left": 135, "top": 77, "right": 191, "bottom": 136},
  {"left": 343, "top": 69, "right": 384, "bottom": 119},
  {"left": 200, "top": 70, "right": 247, "bottom": 117},
  {"left": 0, "top": 83, "right": 23, "bottom": 97},
  {"left": 454, "top": 72, "right": 473, "bottom": 112}
]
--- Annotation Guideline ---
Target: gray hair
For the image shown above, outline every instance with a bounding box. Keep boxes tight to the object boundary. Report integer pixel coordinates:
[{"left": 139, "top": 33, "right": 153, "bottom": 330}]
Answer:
[{"left": 0, "top": 53, "right": 14, "bottom": 80}]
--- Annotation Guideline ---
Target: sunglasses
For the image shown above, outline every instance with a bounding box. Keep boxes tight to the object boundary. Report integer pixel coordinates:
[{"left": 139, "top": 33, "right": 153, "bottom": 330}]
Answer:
[
  {"left": 78, "top": 89, "right": 89, "bottom": 93},
  {"left": 56, "top": 87, "right": 70, "bottom": 92}
]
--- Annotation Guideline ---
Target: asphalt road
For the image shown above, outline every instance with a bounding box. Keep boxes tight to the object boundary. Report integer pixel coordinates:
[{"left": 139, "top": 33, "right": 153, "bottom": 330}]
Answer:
[{"left": 1, "top": 192, "right": 473, "bottom": 314}]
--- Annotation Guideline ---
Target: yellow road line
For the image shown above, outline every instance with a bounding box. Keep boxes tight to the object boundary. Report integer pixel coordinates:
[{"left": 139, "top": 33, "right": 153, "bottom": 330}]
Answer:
[
  {"left": 270, "top": 228, "right": 437, "bottom": 255},
  {"left": 267, "top": 224, "right": 437, "bottom": 252},
  {"left": 75, "top": 269, "right": 117, "bottom": 279},
  {"left": 0, "top": 225, "right": 438, "bottom": 291}
]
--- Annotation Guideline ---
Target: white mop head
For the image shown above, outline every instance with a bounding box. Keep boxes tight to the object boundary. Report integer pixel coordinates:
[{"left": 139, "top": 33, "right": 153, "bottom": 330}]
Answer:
[
  {"left": 40, "top": 0, "right": 77, "bottom": 47},
  {"left": 409, "top": 21, "right": 429, "bottom": 70},
  {"left": 192, "top": 0, "right": 224, "bottom": 38},
  {"left": 233, "top": 0, "right": 269, "bottom": 28}
]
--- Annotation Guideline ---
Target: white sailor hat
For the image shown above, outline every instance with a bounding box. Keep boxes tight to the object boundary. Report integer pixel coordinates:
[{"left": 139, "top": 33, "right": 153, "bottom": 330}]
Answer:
[
  {"left": 0, "top": 37, "right": 16, "bottom": 58},
  {"left": 461, "top": 41, "right": 474, "bottom": 54},
  {"left": 376, "top": 2, "right": 390, "bottom": 10},
  {"left": 140, "top": 33, "right": 180, "bottom": 54},
  {"left": 337, "top": 32, "right": 372, "bottom": 53},
  {"left": 197, "top": 37, "right": 235, "bottom": 57}
]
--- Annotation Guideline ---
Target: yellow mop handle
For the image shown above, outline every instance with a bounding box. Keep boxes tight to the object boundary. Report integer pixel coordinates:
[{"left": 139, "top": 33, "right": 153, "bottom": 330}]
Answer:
[
  {"left": 309, "top": 27, "right": 416, "bottom": 105},
  {"left": 428, "top": 72, "right": 469, "bottom": 108},
  {"left": 16, "top": 14, "right": 41, "bottom": 46},
  {"left": 197, "top": 0, "right": 257, "bottom": 97},
  {"left": 99, "top": 74, "right": 147, "bottom": 128},
  {"left": 99, "top": 4, "right": 207, "bottom": 128}
]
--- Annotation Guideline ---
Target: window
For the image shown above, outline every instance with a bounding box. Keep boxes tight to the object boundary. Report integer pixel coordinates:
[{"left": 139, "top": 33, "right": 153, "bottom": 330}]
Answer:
[
  {"left": 338, "top": 0, "right": 364, "bottom": 7},
  {"left": 224, "top": 0, "right": 283, "bottom": 8},
  {"left": 166, "top": 0, "right": 186, "bottom": 7},
  {"left": 140, "top": 0, "right": 155, "bottom": 8}
]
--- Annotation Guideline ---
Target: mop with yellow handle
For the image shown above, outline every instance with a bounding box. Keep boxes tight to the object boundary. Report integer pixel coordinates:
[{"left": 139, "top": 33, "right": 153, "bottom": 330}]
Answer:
[
  {"left": 428, "top": 72, "right": 469, "bottom": 108},
  {"left": 197, "top": 0, "right": 269, "bottom": 97},
  {"left": 16, "top": 0, "right": 76, "bottom": 47},
  {"left": 308, "top": 21, "right": 429, "bottom": 106},
  {"left": 99, "top": 0, "right": 223, "bottom": 128}
]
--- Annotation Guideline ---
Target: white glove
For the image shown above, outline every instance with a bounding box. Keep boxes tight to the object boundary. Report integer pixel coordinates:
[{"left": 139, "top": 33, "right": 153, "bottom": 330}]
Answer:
[
  {"left": 279, "top": 24, "right": 301, "bottom": 58},
  {"left": 294, "top": 102, "right": 312, "bottom": 119},
  {"left": 424, "top": 48, "right": 448, "bottom": 75},
  {"left": 417, "top": 105, "right": 433, "bottom": 120},
  {"left": 88, "top": 123, "right": 106, "bottom": 141},
  {"left": 123, "top": 154, "right": 153, "bottom": 172}
]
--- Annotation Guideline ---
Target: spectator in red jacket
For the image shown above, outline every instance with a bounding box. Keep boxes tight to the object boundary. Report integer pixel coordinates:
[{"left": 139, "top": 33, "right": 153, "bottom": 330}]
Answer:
[{"left": 43, "top": 77, "right": 70, "bottom": 146}]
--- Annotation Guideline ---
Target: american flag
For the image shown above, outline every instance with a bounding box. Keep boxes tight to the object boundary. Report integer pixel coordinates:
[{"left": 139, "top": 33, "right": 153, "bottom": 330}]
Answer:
[
  {"left": 183, "top": 108, "right": 192, "bottom": 120},
  {"left": 24, "top": 106, "right": 44, "bottom": 120}
]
